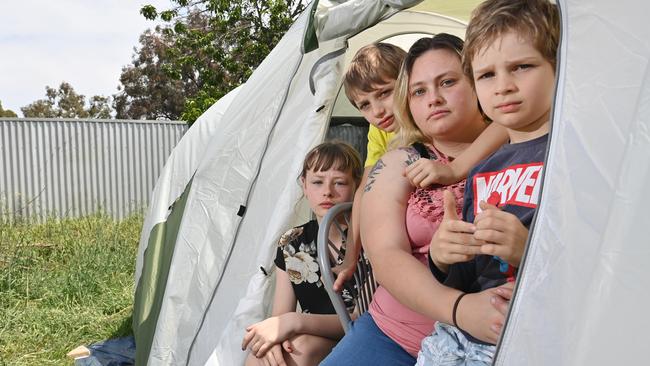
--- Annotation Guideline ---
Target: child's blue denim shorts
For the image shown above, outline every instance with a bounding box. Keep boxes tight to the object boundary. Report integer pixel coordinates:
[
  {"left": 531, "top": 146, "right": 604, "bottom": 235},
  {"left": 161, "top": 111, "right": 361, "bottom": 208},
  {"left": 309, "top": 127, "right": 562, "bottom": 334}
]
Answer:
[{"left": 415, "top": 322, "right": 495, "bottom": 366}]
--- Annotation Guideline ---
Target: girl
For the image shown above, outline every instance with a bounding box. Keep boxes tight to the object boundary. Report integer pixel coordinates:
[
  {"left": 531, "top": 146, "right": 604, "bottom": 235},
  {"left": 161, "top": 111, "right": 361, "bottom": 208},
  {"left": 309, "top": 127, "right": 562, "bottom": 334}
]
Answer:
[{"left": 242, "top": 141, "right": 362, "bottom": 366}]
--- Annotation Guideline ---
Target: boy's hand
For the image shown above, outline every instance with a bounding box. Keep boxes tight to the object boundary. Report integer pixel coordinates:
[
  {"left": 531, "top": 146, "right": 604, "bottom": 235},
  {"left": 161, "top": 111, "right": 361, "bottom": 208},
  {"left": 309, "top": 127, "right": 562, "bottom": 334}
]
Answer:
[
  {"left": 242, "top": 313, "right": 297, "bottom": 358},
  {"left": 331, "top": 251, "right": 358, "bottom": 292},
  {"left": 403, "top": 158, "right": 460, "bottom": 188},
  {"left": 429, "top": 190, "right": 482, "bottom": 272},
  {"left": 473, "top": 201, "right": 529, "bottom": 267}
]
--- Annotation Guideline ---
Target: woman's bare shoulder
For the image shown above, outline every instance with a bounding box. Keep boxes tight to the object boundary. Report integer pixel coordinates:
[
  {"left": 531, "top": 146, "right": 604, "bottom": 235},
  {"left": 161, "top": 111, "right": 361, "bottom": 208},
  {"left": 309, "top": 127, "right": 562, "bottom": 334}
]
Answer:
[
  {"left": 363, "top": 146, "right": 421, "bottom": 194},
  {"left": 378, "top": 146, "right": 422, "bottom": 167}
]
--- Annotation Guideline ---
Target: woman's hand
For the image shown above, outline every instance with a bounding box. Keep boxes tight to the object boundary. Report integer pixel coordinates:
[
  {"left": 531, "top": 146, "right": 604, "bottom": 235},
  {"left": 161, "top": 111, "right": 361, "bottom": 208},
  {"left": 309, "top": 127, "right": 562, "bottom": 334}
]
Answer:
[
  {"left": 455, "top": 288, "right": 503, "bottom": 344},
  {"left": 429, "top": 190, "right": 483, "bottom": 272},
  {"left": 242, "top": 313, "right": 299, "bottom": 358},
  {"left": 489, "top": 281, "right": 514, "bottom": 334},
  {"left": 456, "top": 282, "right": 515, "bottom": 344},
  {"left": 404, "top": 158, "right": 461, "bottom": 187},
  {"left": 473, "top": 200, "right": 529, "bottom": 267}
]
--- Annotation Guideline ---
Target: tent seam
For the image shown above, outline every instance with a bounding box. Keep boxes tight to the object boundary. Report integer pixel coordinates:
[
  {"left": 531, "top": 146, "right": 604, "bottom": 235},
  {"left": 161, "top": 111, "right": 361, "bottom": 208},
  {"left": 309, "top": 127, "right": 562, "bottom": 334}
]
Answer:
[{"left": 184, "top": 42, "right": 307, "bottom": 366}]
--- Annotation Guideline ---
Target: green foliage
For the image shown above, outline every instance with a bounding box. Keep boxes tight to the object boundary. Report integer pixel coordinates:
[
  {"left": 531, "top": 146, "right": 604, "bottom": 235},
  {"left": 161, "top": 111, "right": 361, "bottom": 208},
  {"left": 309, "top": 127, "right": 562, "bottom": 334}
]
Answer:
[
  {"left": 113, "top": 25, "right": 197, "bottom": 121},
  {"left": 0, "top": 213, "right": 142, "bottom": 365},
  {"left": 136, "top": 0, "right": 307, "bottom": 124},
  {"left": 21, "top": 82, "right": 112, "bottom": 119},
  {"left": 0, "top": 100, "right": 18, "bottom": 117}
]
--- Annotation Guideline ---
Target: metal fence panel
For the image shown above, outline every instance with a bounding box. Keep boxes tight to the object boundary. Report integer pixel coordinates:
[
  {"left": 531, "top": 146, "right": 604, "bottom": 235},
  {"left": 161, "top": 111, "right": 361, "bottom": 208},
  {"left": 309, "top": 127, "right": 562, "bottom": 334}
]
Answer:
[{"left": 0, "top": 118, "right": 187, "bottom": 221}]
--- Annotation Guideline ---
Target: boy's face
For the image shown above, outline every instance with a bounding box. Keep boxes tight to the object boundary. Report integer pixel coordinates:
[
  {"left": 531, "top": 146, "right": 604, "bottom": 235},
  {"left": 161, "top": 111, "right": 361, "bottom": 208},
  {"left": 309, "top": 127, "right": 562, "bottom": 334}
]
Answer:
[
  {"left": 352, "top": 80, "right": 397, "bottom": 132},
  {"left": 472, "top": 31, "right": 555, "bottom": 142}
]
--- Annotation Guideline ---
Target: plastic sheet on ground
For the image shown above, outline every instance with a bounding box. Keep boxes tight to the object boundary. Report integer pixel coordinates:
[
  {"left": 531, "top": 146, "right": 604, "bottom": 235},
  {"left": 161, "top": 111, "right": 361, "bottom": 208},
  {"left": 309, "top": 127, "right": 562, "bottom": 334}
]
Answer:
[{"left": 74, "top": 336, "right": 135, "bottom": 366}]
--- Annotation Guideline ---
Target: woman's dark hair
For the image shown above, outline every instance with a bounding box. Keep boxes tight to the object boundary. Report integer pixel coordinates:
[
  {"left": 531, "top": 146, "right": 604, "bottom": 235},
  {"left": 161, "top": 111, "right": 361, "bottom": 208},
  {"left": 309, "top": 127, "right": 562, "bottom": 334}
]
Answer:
[{"left": 402, "top": 33, "right": 464, "bottom": 79}]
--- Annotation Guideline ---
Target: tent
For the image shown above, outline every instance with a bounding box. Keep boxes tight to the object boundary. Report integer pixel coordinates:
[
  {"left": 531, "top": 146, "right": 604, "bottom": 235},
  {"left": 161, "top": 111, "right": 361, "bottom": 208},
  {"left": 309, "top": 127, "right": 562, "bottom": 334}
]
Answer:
[{"left": 132, "top": 0, "right": 650, "bottom": 365}]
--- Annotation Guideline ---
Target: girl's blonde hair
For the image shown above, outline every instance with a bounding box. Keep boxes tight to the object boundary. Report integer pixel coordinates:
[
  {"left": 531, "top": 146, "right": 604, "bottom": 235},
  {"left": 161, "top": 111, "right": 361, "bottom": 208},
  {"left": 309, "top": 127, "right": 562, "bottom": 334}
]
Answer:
[
  {"left": 299, "top": 141, "right": 363, "bottom": 186},
  {"left": 392, "top": 34, "right": 465, "bottom": 148}
]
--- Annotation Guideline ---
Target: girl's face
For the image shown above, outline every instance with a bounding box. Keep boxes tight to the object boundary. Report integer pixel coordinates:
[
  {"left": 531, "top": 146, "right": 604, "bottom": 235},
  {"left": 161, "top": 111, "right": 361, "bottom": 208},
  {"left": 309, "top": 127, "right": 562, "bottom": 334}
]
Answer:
[
  {"left": 301, "top": 167, "right": 356, "bottom": 222},
  {"left": 407, "top": 49, "right": 482, "bottom": 142}
]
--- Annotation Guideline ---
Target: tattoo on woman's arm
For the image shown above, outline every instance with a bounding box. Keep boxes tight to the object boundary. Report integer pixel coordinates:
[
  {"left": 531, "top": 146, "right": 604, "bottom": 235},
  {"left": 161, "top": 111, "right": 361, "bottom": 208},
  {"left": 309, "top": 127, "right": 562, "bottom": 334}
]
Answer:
[
  {"left": 403, "top": 147, "right": 420, "bottom": 166},
  {"left": 364, "top": 159, "right": 386, "bottom": 192}
]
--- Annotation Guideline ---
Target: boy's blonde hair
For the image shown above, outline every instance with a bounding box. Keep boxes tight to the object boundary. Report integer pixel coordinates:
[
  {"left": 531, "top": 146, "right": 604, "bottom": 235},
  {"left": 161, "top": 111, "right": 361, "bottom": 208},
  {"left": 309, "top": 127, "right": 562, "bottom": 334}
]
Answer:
[
  {"left": 392, "top": 34, "right": 468, "bottom": 148},
  {"left": 462, "top": 0, "right": 560, "bottom": 83},
  {"left": 343, "top": 43, "right": 407, "bottom": 107}
]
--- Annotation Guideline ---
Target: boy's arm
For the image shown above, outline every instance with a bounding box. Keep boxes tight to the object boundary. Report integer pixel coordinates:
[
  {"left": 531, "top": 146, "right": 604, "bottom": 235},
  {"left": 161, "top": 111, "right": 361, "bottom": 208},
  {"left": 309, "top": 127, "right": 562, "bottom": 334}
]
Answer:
[
  {"left": 333, "top": 127, "right": 386, "bottom": 290},
  {"left": 332, "top": 166, "right": 370, "bottom": 291},
  {"left": 448, "top": 123, "right": 509, "bottom": 180},
  {"left": 404, "top": 123, "right": 509, "bottom": 187}
]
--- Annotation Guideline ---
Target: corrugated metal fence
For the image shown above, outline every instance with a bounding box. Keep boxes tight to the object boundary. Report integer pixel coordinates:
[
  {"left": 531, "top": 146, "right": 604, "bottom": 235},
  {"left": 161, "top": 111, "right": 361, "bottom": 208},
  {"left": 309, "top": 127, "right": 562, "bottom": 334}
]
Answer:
[{"left": 0, "top": 118, "right": 187, "bottom": 221}]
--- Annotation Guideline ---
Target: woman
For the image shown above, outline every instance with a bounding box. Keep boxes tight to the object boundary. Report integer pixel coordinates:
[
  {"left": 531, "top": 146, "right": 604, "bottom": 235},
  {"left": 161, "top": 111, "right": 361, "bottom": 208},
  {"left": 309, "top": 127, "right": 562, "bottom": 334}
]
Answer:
[{"left": 320, "top": 34, "right": 509, "bottom": 366}]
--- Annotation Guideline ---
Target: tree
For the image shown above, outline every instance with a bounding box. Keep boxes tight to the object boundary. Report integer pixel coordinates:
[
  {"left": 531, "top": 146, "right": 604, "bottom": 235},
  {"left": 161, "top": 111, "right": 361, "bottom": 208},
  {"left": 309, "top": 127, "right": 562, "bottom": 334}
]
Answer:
[
  {"left": 21, "top": 82, "right": 112, "bottom": 119},
  {"left": 138, "top": 0, "right": 307, "bottom": 124},
  {"left": 113, "top": 25, "right": 198, "bottom": 120},
  {"left": 0, "top": 101, "right": 18, "bottom": 117}
]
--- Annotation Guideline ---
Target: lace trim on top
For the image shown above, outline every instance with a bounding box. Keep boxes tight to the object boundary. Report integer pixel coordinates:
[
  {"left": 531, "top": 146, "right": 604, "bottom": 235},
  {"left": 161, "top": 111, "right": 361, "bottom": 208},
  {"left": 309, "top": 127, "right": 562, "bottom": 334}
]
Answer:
[{"left": 407, "top": 145, "right": 466, "bottom": 221}]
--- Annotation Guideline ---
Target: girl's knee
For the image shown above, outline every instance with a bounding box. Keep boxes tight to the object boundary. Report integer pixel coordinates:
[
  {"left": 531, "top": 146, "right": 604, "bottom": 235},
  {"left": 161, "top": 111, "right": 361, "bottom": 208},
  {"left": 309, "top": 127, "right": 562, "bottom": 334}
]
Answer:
[
  {"left": 286, "top": 334, "right": 336, "bottom": 363},
  {"left": 244, "top": 352, "right": 260, "bottom": 366}
]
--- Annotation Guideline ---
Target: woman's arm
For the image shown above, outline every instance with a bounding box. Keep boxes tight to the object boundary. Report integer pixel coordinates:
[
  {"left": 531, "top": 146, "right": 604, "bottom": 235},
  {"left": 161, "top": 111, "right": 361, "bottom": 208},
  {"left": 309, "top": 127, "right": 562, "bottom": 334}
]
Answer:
[{"left": 360, "top": 148, "right": 463, "bottom": 325}]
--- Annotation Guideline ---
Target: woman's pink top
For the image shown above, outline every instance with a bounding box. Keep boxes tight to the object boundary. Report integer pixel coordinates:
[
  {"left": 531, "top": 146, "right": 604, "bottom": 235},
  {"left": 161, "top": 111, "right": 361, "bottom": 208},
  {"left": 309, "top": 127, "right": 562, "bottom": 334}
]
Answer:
[{"left": 368, "top": 145, "right": 466, "bottom": 357}]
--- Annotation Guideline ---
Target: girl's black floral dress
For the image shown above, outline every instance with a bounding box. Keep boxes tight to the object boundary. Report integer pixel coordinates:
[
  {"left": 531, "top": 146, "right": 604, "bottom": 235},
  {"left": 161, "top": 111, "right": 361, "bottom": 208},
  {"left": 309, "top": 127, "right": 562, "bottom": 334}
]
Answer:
[{"left": 274, "top": 220, "right": 355, "bottom": 314}]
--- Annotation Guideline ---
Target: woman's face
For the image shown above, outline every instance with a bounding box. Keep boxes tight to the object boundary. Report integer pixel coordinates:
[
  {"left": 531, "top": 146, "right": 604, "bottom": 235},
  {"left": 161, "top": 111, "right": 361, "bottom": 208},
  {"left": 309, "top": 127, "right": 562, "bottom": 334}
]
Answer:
[{"left": 407, "top": 49, "right": 481, "bottom": 142}]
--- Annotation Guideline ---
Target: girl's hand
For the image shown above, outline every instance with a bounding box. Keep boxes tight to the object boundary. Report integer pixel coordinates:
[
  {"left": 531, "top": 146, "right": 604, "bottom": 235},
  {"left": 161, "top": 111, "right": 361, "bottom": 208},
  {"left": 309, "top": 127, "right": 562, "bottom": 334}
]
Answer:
[
  {"left": 473, "top": 201, "right": 529, "bottom": 267},
  {"left": 242, "top": 313, "right": 299, "bottom": 358},
  {"left": 403, "top": 158, "right": 460, "bottom": 188},
  {"left": 429, "top": 191, "right": 482, "bottom": 272},
  {"left": 259, "top": 343, "right": 288, "bottom": 366}
]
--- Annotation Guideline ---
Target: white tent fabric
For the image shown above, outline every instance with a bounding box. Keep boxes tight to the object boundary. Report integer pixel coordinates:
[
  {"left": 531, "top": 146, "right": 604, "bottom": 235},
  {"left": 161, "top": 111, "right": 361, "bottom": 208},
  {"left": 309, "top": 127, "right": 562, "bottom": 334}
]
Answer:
[
  {"left": 135, "top": 86, "right": 242, "bottom": 284},
  {"left": 497, "top": 0, "right": 650, "bottom": 364}
]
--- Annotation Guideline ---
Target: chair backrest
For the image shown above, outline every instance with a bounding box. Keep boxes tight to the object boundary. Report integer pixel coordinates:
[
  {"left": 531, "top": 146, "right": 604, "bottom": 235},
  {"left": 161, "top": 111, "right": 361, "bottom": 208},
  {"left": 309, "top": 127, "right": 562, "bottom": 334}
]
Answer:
[{"left": 317, "top": 202, "right": 377, "bottom": 333}]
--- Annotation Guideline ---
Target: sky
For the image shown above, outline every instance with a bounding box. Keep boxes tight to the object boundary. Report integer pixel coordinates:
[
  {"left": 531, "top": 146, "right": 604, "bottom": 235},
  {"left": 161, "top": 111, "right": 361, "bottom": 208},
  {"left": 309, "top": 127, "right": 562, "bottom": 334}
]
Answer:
[{"left": 0, "top": 0, "right": 170, "bottom": 116}]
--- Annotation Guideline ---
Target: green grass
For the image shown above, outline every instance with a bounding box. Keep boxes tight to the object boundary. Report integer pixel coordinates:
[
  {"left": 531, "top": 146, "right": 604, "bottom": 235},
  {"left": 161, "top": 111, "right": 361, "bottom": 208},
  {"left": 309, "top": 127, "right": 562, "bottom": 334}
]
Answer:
[{"left": 0, "top": 213, "right": 143, "bottom": 365}]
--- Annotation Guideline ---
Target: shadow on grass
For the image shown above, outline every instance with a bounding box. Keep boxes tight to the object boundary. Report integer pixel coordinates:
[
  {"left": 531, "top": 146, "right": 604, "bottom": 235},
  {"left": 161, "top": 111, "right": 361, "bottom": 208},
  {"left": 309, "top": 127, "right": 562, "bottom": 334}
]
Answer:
[{"left": 111, "top": 313, "right": 134, "bottom": 339}]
